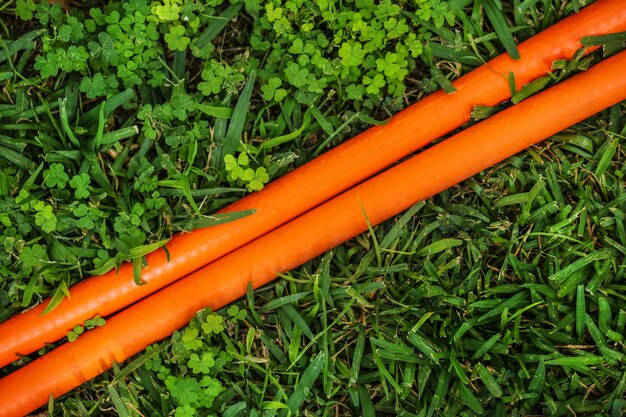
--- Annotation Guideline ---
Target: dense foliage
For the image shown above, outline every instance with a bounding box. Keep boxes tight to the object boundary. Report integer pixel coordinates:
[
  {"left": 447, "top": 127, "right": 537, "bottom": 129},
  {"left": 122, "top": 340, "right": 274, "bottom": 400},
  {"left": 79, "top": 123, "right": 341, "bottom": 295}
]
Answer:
[
  {"left": 1, "top": 0, "right": 625, "bottom": 416},
  {"left": 1, "top": 0, "right": 473, "bottom": 312}
]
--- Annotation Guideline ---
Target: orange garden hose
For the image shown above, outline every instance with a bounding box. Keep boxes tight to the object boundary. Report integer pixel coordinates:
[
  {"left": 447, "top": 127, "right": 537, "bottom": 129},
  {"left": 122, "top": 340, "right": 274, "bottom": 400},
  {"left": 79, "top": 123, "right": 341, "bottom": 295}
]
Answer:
[
  {"left": 1, "top": 47, "right": 625, "bottom": 417},
  {"left": 1, "top": 0, "right": 625, "bottom": 368}
]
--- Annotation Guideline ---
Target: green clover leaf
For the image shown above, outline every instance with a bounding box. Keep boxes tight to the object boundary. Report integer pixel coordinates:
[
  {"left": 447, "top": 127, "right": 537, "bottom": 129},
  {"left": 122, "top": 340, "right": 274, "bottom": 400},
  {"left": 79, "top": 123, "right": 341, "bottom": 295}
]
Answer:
[
  {"left": 261, "top": 77, "right": 287, "bottom": 101},
  {"left": 157, "top": 366, "right": 171, "bottom": 381},
  {"left": 247, "top": 167, "right": 269, "bottom": 192},
  {"left": 170, "top": 94, "right": 195, "bottom": 121},
  {"left": 265, "top": 3, "right": 284, "bottom": 22},
  {"left": 226, "top": 305, "right": 239, "bottom": 317},
  {"left": 405, "top": 33, "right": 424, "bottom": 58},
  {"left": 43, "top": 163, "right": 69, "bottom": 189},
  {"left": 73, "top": 203, "right": 89, "bottom": 218},
  {"left": 237, "top": 152, "right": 250, "bottom": 167},
  {"left": 227, "top": 305, "right": 247, "bottom": 321},
  {"left": 201, "top": 314, "right": 224, "bottom": 335},
  {"left": 153, "top": 1, "right": 181, "bottom": 21},
  {"left": 174, "top": 404, "right": 196, "bottom": 417},
  {"left": 0, "top": 214, "right": 11, "bottom": 228},
  {"left": 77, "top": 215, "right": 95, "bottom": 230},
  {"left": 35, "top": 205, "right": 57, "bottom": 233},
  {"left": 96, "top": 32, "right": 118, "bottom": 64},
  {"left": 144, "top": 348, "right": 163, "bottom": 371},
  {"left": 338, "top": 41, "right": 365, "bottom": 67},
  {"left": 202, "top": 377, "right": 222, "bottom": 397},
  {"left": 73, "top": 203, "right": 97, "bottom": 229},
  {"left": 84, "top": 315, "right": 106, "bottom": 329},
  {"left": 60, "top": 46, "right": 89, "bottom": 73},
  {"left": 181, "top": 328, "right": 203, "bottom": 351},
  {"left": 57, "top": 16, "right": 84, "bottom": 43},
  {"left": 169, "top": 377, "right": 200, "bottom": 405},
  {"left": 225, "top": 153, "right": 269, "bottom": 191},
  {"left": 129, "top": 203, "right": 145, "bottom": 226},
  {"left": 376, "top": 52, "right": 408, "bottom": 81},
  {"left": 165, "top": 25, "right": 190, "bottom": 52},
  {"left": 274, "top": 88, "right": 288, "bottom": 102},
  {"left": 383, "top": 17, "right": 409, "bottom": 39},
  {"left": 188, "top": 352, "right": 215, "bottom": 374},
  {"left": 240, "top": 168, "right": 255, "bottom": 182},
  {"left": 35, "top": 2, "right": 63, "bottom": 26},
  {"left": 19, "top": 244, "right": 47, "bottom": 274},
  {"left": 198, "top": 66, "right": 224, "bottom": 96},
  {"left": 363, "top": 73, "right": 386, "bottom": 95},
  {"left": 285, "top": 62, "right": 310, "bottom": 88},
  {"left": 228, "top": 165, "right": 244, "bottom": 181},
  {"left": 15, "top": 0, "right": 36, "bottom": 20},
  {"left": 416, "top": 0, "right": 455, "bottom": 28},
  {"left": 80, "top": 74, "right": 118, "bottom": 99},
  {"left": 288, "top": 38, "right": 304, "bottom": 54},
  {"left": 224, "top": 154, "right": 238, "bottom": 171},
  {"left": 346, "top": 83, "right": 366, "bottom": 100},
  {"left": 34, "top": 52, "right": 61, "bottom": 79},
  {"left": 69, "top": 174, "right": 91, "bottom": 199}
]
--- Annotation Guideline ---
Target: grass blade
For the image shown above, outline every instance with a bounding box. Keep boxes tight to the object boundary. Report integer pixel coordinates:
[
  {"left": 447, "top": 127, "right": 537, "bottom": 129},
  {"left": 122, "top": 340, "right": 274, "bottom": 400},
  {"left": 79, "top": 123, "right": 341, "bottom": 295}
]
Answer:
[
  {"left": 191, "top": 4, "right": 242, "bottom": 56},
  {"left": 220, "top": 71, "right": 256, "bottom": 163},
  {"left": 279, "top": 352, "right": 325, "bottom": 417},
  {"left": 475, "top": 363, "right": 503, "bottom": 398},
  {"left": 482, "top": 0, "right": 520, "bottom": 59}
]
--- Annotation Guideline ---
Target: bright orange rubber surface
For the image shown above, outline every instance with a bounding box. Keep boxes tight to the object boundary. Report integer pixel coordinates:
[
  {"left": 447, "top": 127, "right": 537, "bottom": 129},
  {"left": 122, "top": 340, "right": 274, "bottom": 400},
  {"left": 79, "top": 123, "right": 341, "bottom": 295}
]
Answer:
[
  {"left": 1, "top": 45, "right": 625, "bottom": 417},
  {"left": 2, "top": 0, "right": 625, "bottom": 369}
]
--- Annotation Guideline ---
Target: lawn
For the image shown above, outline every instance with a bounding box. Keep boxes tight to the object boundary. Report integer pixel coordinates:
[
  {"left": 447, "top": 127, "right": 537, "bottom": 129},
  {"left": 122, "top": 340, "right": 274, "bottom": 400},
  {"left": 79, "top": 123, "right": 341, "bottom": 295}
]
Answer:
[{"left": 0, "top": 0, "right": 625, "bottom": 416}]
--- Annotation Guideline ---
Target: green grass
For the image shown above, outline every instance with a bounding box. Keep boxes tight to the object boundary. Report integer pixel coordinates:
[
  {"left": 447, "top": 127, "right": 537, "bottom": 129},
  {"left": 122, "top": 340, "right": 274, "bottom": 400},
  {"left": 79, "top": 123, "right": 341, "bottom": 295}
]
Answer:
[
  {"left": 59, "top": 108, "right": 626, "bottom": 416},
  {"left": 1, "top": 0, "right": 625, "bottom": 416}
]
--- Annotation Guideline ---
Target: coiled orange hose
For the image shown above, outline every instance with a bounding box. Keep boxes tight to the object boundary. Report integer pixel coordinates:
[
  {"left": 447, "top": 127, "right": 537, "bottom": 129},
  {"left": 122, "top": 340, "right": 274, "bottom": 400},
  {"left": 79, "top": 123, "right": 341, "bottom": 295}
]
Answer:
[{"left": 1, "top": 0, "right": 625, "bottom": 368}]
